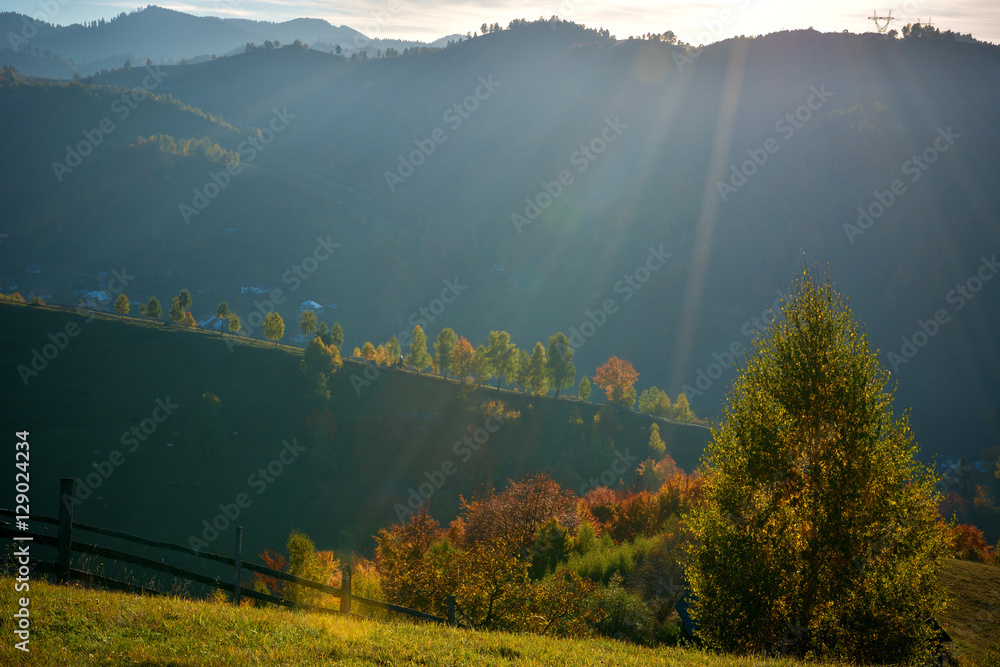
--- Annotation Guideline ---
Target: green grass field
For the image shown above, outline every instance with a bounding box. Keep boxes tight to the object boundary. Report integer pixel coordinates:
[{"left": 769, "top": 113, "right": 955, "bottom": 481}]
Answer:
[
  {"left": 936, "top": 558, "right": 1000, "bottom": 664},
  {"left": 1, "top": 558, "right": 997, "bottom": 665},
  {"left": 0, "top": 575, "right": 825, "bottom": 667}
]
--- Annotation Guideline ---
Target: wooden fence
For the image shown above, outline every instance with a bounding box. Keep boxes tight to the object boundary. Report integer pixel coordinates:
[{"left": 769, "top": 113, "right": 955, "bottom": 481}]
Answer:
[{"left": 0, "top": 479, "right": 457, "bottom": 626}]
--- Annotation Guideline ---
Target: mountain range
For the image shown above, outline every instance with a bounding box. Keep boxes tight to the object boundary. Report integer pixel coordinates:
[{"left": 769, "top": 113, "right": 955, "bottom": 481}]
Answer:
[
  {"left": 2, "top": 15, "right": 999, "bottom": 467},
  {"left": 0, "top": 5, "right": 463, "bottom": 77}
]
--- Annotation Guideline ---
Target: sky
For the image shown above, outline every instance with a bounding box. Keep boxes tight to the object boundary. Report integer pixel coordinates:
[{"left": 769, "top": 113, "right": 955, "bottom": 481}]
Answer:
[{"left": 8, "top": 0, "right": 1000, "bottom": 46}]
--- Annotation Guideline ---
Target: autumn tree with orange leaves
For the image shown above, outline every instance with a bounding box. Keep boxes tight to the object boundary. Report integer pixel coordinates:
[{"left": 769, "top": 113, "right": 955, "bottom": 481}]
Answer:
[
  {"left": 450, "top": 336, "right": 477, "bottom": 381},
  {"left": 593, "top": 356, "right": 639, "bottom": 408}
]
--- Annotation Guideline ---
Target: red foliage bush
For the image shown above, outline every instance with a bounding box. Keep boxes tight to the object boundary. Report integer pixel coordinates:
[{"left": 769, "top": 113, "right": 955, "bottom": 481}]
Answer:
[{"left": 948, "top": 523, "right": 996, "bottom": 563}]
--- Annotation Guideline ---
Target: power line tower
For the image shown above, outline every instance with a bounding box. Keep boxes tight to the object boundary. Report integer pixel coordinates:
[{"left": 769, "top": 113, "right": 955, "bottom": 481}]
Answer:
[{"left": 869, "top": 9, "right": 895, "bottom": 34}]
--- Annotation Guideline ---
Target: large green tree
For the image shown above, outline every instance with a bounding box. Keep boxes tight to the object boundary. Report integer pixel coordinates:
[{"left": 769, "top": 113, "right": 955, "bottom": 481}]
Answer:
[
  {"left": 263, "top": 312, "right": 284, "bottom": 341},
  {"left": 114, "top": 293, "right": 129, "bottom": 316},
  {"left": 177, "top": 289, "right": 192, "bottom": 311},
  {"left": 525, "top": 342, "right": 548, "bottom": 396},
  {"left": 300, "top": 337, "right": 342, "bottom": 399},
  {"left": 300, "top": 310, "right": 318, "bottom": 337},
  {"left": 545, "top": 332, "right": 576, "bottom": 398},
  {"left": 484, "top": 331, "right": 518, "bottom": 390},
  {"left": 168, "top": 296, "right": 185, "bottom": 324},
  {"left": 216, "top": 301, "right": 231, "bottom": 332},
  {"left": 671, "top": 392, "right": 693, "bottom": 421},
  {"left": 474, "top": 343, "right": 492, "bottom": 386},
  {"left": 405, "top": 325, "right": 432, "bottom": 372},
  {"left": 515, "top": 348, "right": 531, "bottom": 392},
  {"left": 685, "top": 269, "right": 947, "bottom": 661},
  {"left": 433, "top": 327, "right": 458, "bottom": 378},
  {"left": 386, "top": 335, "right": 402, "bottom": 366},
  {"left": 637, "top": 387, "right": 670, "bottom": 416},
  {"left": 330, "top": 322, "right": 344, "bottom": 351}
]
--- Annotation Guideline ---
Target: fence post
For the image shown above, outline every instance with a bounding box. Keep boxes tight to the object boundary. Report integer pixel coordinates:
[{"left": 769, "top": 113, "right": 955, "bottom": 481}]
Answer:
[
  {"left": 341, "top": 565, "right": 351, "bottom": 616},
  {"left": 57, "top": 478, "right": 74, "bottom": 584},
  {"left": 447, "top": 595, "right": 456, "bottom": 627},
  {"left": 233, "top": 526, "right": 243, "bottom": 606}
]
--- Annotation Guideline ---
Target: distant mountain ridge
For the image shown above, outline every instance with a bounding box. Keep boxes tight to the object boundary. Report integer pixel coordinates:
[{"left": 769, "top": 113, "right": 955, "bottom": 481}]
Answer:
[{"left": 0, "top": 5, "right": 463, "bottom": 76}]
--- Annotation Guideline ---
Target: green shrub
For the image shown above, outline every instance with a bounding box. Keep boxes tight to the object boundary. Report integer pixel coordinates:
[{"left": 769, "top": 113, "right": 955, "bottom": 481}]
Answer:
[
  {"left": 564, "top": 534, "right": 653, "bottom": 585},
  {"left": 591, "top": 574, "right": 655, "bottom": 645}
]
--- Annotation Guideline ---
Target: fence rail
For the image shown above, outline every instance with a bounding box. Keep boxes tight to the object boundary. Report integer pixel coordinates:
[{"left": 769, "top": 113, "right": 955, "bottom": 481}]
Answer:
[{"left": 0, "top": 479, "right": 456, "bottom": 627}]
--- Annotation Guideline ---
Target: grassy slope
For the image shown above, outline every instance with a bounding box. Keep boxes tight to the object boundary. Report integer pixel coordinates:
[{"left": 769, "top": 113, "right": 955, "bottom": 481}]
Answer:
[
  {"left": 0, "top": 301, "right": 709, "bottom": 562},
  {"left": 0, "top": 560, "right": 995, "bottom": 665},
  {"left": 0, "top": 576, "right": 822, "bottom": 667},
  {"left": 937, "top": 558, "right": 1000, "bottom": 662}
]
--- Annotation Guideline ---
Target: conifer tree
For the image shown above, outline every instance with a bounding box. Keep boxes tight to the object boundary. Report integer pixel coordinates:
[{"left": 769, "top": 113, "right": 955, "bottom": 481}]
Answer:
[
  {"left": 114, "top": 293, "right": 129, "bottom": 315},
  {"left": 648, "top": 422, "right": 665, "bottom": 456},
  {"left": 672, "top": 393, "right": 693, "bottom": 421}
]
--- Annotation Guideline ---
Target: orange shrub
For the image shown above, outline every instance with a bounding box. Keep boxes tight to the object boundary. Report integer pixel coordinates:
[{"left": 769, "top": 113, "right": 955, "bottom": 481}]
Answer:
[{"left": 948, "top": 523, "right": 995, "bottom": 563}]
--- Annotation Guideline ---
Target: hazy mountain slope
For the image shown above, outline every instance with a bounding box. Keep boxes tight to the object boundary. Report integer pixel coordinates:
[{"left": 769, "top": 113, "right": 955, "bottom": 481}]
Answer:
[
  {"left": 0, "top": 302, "right": 708, "bottom": 555},
  {"left": 2, "top": 25, "right": 999, "bottom": 465},
  {"left": 0, "top": 6, "right": 459, "bottom": 77}
]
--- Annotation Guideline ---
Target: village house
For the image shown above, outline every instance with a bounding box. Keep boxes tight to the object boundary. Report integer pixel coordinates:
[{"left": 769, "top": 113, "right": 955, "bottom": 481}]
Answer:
[
  {"left": 82, "top": 290, "right": 111, "bottom": 309},
  {"left": 241, "top": 281, "right": 273, "bottom": 295},
  {"left": 197, "top": 314, "right": 226, "bottom": 331}
]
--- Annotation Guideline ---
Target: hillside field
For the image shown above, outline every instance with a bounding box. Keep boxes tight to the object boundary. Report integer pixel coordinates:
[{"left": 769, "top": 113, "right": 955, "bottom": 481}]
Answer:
[
  {"left": 0, "top": 300, "right": 709, "bottom": 566},
  {"left": 0, "top": 557, "right": 997, "bottom": 665}
]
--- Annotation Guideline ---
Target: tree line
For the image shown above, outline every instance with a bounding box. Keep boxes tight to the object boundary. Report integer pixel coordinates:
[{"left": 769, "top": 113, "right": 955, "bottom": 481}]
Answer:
[{"left": 333, "top": 322, "right": 695, "bottom": 419}]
